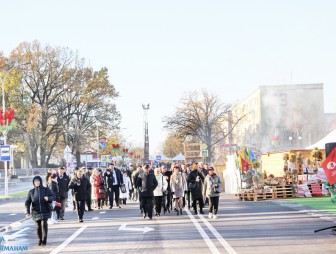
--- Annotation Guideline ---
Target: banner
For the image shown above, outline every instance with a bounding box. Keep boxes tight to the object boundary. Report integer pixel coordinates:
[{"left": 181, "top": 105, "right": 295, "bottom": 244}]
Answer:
[
  {"left": 322, "top": 147, "right": 336, "bottom": 185},
  {"left": 241, "top": 157, "right": 250, "bottom": 171},
  {"left": 99, "top": 138, "right": 107, "bottom": 149}
]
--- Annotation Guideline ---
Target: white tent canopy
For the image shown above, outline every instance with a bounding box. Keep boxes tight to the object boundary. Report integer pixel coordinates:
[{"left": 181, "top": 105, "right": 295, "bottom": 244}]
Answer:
[
  {"left": 171, "top": 153, "right": 185, "bottom": 161},
  {"left": 306, "top": 129, "right": 336, "bottom": 150}
]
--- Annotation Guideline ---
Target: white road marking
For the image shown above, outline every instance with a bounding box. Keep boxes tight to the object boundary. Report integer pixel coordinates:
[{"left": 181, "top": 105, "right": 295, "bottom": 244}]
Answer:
[
  {"left": 99, "top": 211, "right": 106, "bottom": 214},
  {"left": 91, "top": 217, "right": 99, "bottom": 220},
  {"left": 198, "top": 214, "right": 237, "bottom": 254},
  {"left": 185, "top": 209, "right": 221, "bottom": 254},
  {"left": 9, "top": 214, "right": 17, "bottom": 216},
  {"left": 49, "top": 225, "right": 87, "bottom": 254},
  {"left": 3, "top": 227, "right": 29, "bottom": 241},
  {"left": 119, "top": 223, "right": 154, "bottom": 233}
]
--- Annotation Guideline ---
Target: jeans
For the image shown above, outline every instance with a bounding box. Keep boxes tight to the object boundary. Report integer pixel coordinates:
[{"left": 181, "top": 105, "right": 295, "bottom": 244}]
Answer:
[{"left": 76, "top": 200, "right": 85, "bottom": 220}]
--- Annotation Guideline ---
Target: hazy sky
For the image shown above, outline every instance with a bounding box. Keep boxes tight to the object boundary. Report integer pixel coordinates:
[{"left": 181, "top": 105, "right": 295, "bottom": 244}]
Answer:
[{"left": 1, "top": 0, "right": 336, "bottom": 155}]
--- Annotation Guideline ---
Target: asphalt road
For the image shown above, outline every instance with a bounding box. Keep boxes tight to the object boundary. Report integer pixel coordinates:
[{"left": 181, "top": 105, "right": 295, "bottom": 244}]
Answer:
[{"left": 1, "top": 194, "right": 336, "bottom": 254}]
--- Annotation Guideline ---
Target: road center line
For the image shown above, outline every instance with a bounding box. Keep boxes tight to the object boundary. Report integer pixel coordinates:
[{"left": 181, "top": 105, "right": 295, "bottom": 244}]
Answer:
[
  {"left": 185, "top": 209, "right": 221, "bottom": 254},
  {"left": 198, "top": 214, "right": 237, "bottom": 254},
  {"left": 49, "top": 225, "right": 87, "bottom": 254}
]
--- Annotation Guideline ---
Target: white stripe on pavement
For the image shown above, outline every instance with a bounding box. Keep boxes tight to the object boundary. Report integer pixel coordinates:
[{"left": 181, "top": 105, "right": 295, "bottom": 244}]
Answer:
[
  {"left": 185, "top": 209, "right": 221, "bottom": 254},
  {"left": 198, "top": 214, "right": 237, "bottom": 254},
  {"left": 49, "top": 225, "right": 87, "bottom": 254}
]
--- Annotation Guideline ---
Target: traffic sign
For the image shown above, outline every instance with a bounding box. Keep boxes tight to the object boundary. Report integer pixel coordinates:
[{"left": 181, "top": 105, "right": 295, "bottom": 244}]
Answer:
[
  {"left": 153, "top": 160, "right": 159, "bottom": 167},
  {"left": 101, "top": 155, "right": 109, "bottom": 162},
  {"left": 201, "top": 144, "right": 207, "bottom": 150},
  {"left": 156, "top": 155, "right": 162, "bottom": 160},
  {"left": 201, "top": 150, "right": 208, "bottom": 157},
  {"left": 0, "top": 145, "right": 11, "bottom": 161}
]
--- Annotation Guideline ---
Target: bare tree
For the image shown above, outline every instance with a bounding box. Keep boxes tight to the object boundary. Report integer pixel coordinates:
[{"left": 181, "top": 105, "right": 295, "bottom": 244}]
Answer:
[{"left": 163, "top": 90, "right": 244, "bottom": 163}]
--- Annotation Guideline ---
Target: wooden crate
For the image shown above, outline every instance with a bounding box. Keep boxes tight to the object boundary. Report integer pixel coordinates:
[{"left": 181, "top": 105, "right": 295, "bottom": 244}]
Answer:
[
  {"left": 238, "top": 189, "right": 275, "bottom": 201},
  {"left": 273, "top": 185, "right": 294, "bottom": 199}
]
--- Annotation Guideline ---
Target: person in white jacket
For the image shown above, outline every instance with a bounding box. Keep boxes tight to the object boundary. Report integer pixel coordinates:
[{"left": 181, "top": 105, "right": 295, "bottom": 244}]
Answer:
[
  {"left": 120, "top": 170, "right": 132, "bottom": 205},
  {"left": 153, "top": 167, "right": 168, "bottom": 217}
]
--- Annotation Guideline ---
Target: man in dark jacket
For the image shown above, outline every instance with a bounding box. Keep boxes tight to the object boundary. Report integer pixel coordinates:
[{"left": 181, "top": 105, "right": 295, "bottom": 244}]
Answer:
[
  {"left": 104, "top": 163, "right": 123, "bottom": 209},
  {"left": 68, "top": 169, "right": 90, "bottom": 222},
  {"left": 57, "top": 167, "right": 70, "bottom": 220},
  {"left": 25, "top": 176, "right": 55, "bottom": 246},
  {"left": 136, "top": 164, "right": 158, "bottom": 219}
]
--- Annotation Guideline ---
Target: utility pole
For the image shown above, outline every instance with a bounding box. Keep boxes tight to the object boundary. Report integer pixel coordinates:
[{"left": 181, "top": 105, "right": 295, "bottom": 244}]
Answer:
[{"left": 142, "top": 104, "right": 150, "bottom": 163}]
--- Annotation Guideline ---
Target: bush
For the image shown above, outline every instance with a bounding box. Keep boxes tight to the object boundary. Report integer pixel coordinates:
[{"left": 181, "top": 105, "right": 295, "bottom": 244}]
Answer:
[
  {"left": 10, "top": 175, "right": 18, "bottom": 179},
  {"left": 33, "top": 170, "right": 40, "bottom": 175}
]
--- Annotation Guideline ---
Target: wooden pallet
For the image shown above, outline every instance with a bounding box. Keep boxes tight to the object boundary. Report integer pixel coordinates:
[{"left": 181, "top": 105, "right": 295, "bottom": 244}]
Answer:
[
  {"left": 238, "top": 189, "right": 275, "bottom": 201},
  {"left": 273, "top": 185, "right": 294, "bottom": 199}
]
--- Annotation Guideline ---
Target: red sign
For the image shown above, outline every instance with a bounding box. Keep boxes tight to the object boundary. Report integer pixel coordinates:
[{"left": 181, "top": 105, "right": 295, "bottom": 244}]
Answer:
[{"left": 322, "top": 147, "right": 336, "bottom": 185}]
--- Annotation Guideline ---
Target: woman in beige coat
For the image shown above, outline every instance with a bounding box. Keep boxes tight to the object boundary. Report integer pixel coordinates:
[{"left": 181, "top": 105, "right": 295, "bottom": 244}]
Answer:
[
  {"left": 203, "top": 167, "right": 222, "bottom": 219},
  {"left": 170, "top": 166, "right": 187, "bottom": 215}
]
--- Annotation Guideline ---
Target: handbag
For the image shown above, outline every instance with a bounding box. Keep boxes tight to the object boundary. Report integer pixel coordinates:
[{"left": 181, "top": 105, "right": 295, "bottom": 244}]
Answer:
[
  {"left": 120, "top": 184, "right": 127, "bottom": 193},
  {"left": 98, "top": 188, "right": 105, "bottom": 194},
  {"left": 213, "top": 186, "right": 221, "bottom": 194},
  {"left": 188, "top": 182, "right": 196, "bottom": 189}
]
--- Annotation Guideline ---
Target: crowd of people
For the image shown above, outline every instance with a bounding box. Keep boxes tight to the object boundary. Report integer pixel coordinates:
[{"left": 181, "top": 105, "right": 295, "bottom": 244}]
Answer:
[{"left": 25, "top": 161, "right": 222, "bottom": 246}]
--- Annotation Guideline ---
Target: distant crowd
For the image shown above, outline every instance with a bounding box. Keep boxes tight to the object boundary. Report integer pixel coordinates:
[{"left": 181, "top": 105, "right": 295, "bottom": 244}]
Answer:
[{"left": 25, "top": 162, "right": 222, "bottom": 246}]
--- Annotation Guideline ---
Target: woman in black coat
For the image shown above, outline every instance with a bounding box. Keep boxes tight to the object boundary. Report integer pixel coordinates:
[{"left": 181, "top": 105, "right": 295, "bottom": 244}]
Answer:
[
  {"left": 25, "top": 175, "right": 55, "bottom": 246},
  {"left": 69, "top": 169, "right": 90, "bottom": 222},
  {"left": 187, "top": 163, "right": 205, "bottom": 215}
]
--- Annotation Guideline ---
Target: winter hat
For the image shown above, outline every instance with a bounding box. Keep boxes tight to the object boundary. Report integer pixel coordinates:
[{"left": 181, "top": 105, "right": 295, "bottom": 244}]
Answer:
[
  {"left": 33, "top": 175, "right": 43, "bottom": 186},
  {"left": 51, "top": 173, "right": 57, "bottom": 179}
]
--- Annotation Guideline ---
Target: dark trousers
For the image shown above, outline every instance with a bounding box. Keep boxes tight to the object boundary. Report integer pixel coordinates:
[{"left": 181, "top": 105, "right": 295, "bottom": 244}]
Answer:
[
  {"left": 165, "top": 193, "right": 172, "bottom": 212},
  {"left": 59, "top": 197, "right": 66, "bottom": 218},
  {"left": 76, "top": 200, "right": 85, "bottom": 220},
  {"left": 86, "top": 190, "right": 92, "bottom": 210},
  {"left": 192, "top": 198, "right": 204, "bottom": 212},
  {"left": 112, "top": 185, "right": 120, "bottom": 206},
  {"left": 183, "top": 191, "right": 191, "bottom": 208},
  {"left": 209, "top": 196, "right": 219, "bottom": 214},
  {"left": 154, "top": 196, "right": 163, "bottom": 215},
  {"left": 36, "top": 219, "right": 48, "bottom": 242},
  {"left": 141, "top": 197, "right": 153, "bottom": 218}
]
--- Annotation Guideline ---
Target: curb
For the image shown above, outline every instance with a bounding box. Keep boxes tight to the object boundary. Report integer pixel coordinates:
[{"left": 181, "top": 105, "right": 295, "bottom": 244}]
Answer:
[{"left": 0, "top": 218, "right": 29, "bottom": 234}]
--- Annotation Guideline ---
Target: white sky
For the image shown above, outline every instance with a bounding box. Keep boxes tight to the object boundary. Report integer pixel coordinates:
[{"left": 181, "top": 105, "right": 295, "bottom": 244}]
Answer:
[{"left": 1, "top": 0, "right": 336, "bottom": 155}]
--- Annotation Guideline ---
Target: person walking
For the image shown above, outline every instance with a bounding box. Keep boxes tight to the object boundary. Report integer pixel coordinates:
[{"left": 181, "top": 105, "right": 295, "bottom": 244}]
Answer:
[
  {"left": 47, "top": 173, "right": 60, "bottom": 224},
  {"left": 170, "top": 166, "right": 187, "bottom": 215},
  {"left": 136, "top": 164, "right": 158, "bottom": 220},
  {"left": 153, "top": 167, "right": 168, "bottom": 217},
  {"left": 57, "top": 167, "right": 70, "bottom": 220},
  {"left": 203, "top": 167, "right": 222, "bottom": 219},
  {"left": 69, "top": 169, "right": 90, "bottom": 222},
  {"left": 70, "top": 167, "right": 79, "bottom": 210},
  {"left": 104, "top": 163, "right": 123, "bottom": 209},
  {"left": 25, "top": 176, "right": 55, "bottom": 246},
  {"left": 162, "top": 165, "right": 173, "bottom": 213},
  {"left": 188, "top": 163, "right": 205, "bottom": 215},
  {"left": 84, "top": 168, "right": 94, "bottom": 211},
  {"left": 182, "top": 164, "right": 192, "bottom": 209},
  {"left": 120, "top": 170, "right": 132, "bottom": 205},
  {"left": 93, "top": 169, "right": 106, "bottom": 209}
]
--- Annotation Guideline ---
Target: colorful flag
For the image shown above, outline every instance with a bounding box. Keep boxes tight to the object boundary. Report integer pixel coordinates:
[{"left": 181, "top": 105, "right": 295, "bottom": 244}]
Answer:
[
  {"left": 241, "top": 157, "right": 250, "bottom": 171},
  {"left": 322, "top": 147, "right": 336, "bottom": 185},
  {"left": 250, "top": 149, "right": 257, "bottom": 162}
]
